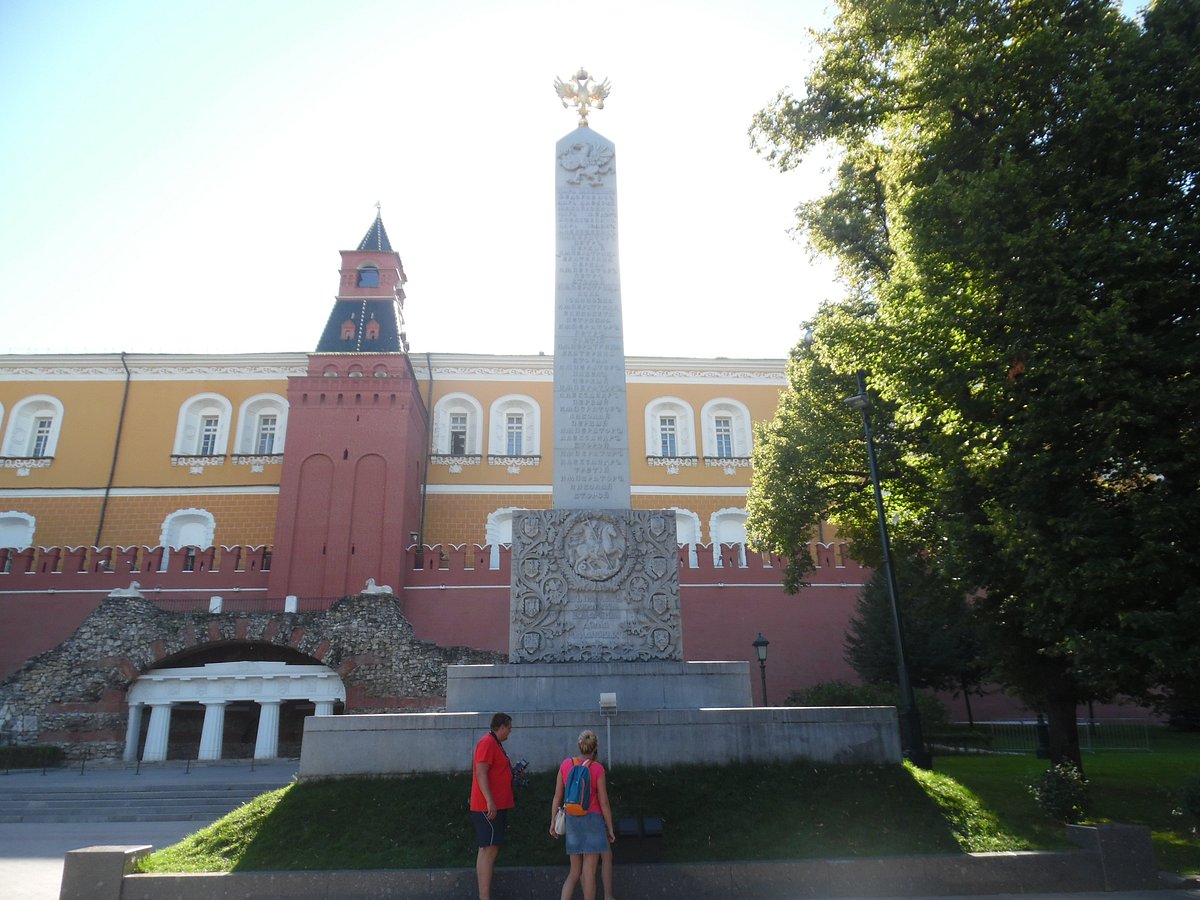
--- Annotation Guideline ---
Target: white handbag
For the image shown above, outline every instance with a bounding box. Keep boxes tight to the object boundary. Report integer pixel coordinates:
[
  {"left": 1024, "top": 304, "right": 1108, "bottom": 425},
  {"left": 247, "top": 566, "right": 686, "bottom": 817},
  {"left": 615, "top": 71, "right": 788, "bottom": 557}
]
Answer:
[{"left": 553, "top": 807, "right": 566, "bottom": 836}]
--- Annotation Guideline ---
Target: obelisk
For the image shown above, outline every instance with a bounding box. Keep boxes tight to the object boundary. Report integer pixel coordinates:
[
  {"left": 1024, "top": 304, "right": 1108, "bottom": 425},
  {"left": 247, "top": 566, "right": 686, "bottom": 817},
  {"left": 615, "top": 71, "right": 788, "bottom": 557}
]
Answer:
[
  {"left": 508, "top": 70, "right": 682, "bottom": 664},
  {"left": 550, "top": 70, "right": 630, "bottom": 509}
]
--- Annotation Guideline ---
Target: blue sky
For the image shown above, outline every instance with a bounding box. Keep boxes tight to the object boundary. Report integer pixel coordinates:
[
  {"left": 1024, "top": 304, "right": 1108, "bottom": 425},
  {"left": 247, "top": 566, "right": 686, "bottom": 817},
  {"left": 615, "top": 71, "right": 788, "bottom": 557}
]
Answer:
[{"left": 0, "top": 0, "right": 1143, "bottom": 360}]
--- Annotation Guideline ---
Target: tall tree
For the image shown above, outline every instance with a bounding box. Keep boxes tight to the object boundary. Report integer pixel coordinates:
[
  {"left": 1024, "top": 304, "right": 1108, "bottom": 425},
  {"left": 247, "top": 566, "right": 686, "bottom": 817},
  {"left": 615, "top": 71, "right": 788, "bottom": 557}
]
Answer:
[{"left": 747, "top": 0, "right": 1200, "bottom": 767}]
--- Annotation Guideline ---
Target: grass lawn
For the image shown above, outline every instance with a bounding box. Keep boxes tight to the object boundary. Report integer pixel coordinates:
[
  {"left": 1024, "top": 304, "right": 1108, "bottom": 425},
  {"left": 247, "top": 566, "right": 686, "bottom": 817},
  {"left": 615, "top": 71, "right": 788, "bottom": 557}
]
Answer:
[{"left": 137, "top": 731, "right": 1200, "bottom": 875}]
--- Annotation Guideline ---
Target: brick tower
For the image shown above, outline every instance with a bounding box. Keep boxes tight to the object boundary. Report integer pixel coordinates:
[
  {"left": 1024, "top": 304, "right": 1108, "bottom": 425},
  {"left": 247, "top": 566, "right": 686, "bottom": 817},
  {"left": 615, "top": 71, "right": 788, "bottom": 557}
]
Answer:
[{"left": 268, "top": 214, "right": 427, "bottom": 599}]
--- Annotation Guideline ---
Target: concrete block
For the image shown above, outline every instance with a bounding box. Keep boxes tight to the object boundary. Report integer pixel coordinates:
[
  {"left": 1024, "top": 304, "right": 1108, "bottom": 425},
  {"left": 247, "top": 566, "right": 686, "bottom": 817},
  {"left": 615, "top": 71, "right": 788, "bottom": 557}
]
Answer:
[
  {"left": 1067, "top": 822, "right": 1159, "bottom": 889},
  {"left": 59, "top": 844, "right": 151, "bottom": 900}
]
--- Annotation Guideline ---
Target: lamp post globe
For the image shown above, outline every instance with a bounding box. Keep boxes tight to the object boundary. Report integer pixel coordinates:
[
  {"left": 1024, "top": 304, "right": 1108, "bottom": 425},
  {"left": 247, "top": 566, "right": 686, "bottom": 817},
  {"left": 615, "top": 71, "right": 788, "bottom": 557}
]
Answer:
[{"left": 752, "top": 633, "right": 769, "bottom": 707}]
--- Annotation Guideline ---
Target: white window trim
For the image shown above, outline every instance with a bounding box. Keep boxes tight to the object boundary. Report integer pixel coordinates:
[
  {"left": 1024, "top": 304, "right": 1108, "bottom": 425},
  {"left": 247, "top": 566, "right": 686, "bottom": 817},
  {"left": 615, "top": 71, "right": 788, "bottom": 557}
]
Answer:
[
  {"left": 643, "top": 397, "right": 697, "bottom": 457},
  {"left": 485, "top": 507, "right": 523, "bottom": 570},
  {"left": 173, "top": 393, "right": 233, "bottom": 457},
  {"left": 709, "top": 507, "right": 748, "bottom": 567},
  {"left": 668, "top": 507, "right": 701, "bottom": 568},
  {"left": 700, "top": 398, "right": 753, "bottom": 459},
  {"left": 0, "top": 511, "right": 36, "bottom": 549},
  {"left": 1, "top": 395, "right": 65, "bottom": 458},
  {"left": 487, "top": 394, "right": 541, "bottom": 458},
  {"left": 234, "top": 393, "right": 289, "bottom": 455},
  {"left": 432, "top": 392, "right": 484, "bottom": 456}
]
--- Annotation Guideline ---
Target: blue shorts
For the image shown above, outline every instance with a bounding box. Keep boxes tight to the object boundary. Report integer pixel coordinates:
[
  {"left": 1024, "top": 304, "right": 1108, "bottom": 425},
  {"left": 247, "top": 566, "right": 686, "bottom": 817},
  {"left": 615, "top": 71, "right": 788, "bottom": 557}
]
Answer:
[
  {"left": 470, "top": 809, "right": 508, "bottom": 847},
  {"left": 564, "top": 811, "right": 607, "bottom": 855}
]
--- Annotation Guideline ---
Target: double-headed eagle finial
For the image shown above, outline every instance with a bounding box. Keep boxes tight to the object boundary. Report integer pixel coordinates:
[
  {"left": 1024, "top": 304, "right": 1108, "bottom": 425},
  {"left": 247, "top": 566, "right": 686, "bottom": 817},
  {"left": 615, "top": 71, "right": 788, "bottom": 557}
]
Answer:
[{"left": 554, "top": 67, "right": 611, "bottom": 127}]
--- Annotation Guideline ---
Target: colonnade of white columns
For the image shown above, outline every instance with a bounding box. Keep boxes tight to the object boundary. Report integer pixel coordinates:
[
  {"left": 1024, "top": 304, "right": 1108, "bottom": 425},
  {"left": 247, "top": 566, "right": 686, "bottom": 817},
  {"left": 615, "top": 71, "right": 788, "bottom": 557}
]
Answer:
[
  {"left": 124, "top": 662, "right": 346, "bottom": 763},
  {"left": 124, "top": 697, "right": 333, "bottom": 762}
]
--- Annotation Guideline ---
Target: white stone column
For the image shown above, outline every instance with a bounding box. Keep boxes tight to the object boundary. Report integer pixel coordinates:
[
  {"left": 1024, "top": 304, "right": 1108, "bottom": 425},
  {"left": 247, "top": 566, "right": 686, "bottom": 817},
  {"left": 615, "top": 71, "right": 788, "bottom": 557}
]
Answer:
[
  {"left": 253, "top": 700, "right": 281, "bottom": 759},
  {"left": 122, "top": 703, "right": 144, "bottom": 762},
  {"left": 314, "top": 700, "right": 334, "bottom": 716},
  {"left": 142, "top": 703, "right": 173, "bottom": 762},
  {"left": 197, "top": 701, "right": 227, "bottom": 760}
]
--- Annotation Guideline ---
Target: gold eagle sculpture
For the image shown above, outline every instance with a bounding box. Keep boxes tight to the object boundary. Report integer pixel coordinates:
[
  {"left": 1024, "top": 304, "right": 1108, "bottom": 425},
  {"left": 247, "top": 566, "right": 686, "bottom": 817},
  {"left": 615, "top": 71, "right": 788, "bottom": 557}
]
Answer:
[{"left": 554, "top": 67, "right": 611, "bottom": 127}]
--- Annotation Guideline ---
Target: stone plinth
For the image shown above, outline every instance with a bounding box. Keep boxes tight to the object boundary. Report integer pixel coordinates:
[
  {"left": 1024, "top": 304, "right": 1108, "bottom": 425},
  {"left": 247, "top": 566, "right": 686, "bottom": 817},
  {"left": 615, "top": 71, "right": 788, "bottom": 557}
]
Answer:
[
  {"left": 299, "top": 706, "right": 902, "bottom": 777},
  {"left": 510, "top": 509, "right": 681, "bottom": 662},
  {"left": 446, "top": 661, "right": 750, "bottom": 713}
]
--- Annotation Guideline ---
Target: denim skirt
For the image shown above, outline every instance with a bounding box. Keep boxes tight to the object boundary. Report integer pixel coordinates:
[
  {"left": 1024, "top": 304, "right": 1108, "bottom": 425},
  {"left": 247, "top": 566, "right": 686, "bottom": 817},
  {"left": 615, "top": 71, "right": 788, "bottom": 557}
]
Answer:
[{"left": 564, "top": 811, "right": 607, "bottom": 854}]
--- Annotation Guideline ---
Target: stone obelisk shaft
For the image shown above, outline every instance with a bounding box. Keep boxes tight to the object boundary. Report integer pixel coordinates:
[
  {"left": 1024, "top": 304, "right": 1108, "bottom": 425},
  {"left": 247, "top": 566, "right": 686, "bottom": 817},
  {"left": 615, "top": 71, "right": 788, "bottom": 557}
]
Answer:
[{"left": 552, "top": 127, "right": 631, "bottom": 509}]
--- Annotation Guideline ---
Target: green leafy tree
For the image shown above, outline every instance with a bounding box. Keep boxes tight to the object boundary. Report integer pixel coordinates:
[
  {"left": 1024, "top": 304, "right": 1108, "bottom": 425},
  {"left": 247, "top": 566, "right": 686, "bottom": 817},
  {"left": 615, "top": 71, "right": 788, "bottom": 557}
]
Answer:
[
  {"left": 747, "top": 0, "right": 1200, "bottom": 768},
  {"left": 844, "top": 556, "right": 988, "bottom": 721}
]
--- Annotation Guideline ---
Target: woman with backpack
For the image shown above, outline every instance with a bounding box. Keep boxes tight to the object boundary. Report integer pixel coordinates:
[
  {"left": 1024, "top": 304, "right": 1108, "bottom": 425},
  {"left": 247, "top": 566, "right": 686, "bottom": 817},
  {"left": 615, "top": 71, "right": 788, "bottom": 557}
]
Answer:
[{"left": 549, "top": 729, "right": 615, "bottom": 900}]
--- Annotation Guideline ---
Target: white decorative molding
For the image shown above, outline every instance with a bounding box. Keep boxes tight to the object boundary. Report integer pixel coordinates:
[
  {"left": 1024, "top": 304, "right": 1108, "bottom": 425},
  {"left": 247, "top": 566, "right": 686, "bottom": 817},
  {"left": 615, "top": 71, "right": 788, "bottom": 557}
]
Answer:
[
  {"left": 488, "top": 455, "right": 541, "bottom": 470},
  {"left": 171, "top": 455, "right": 225, "bottom": 468},
  {"left": 1, "top": 457, "right": 52, "bottom": 469},
  {"left": 430, "top": 454, "right": 482, "bottom": 470},
  {"left": 232, "top": 454, "right": 284, "bottom": 471},
  {"left": 705, "top": 457, "right": 752, "bottom": 475},
  {"left": 647, "top": 456, "right": 699, "bottom": 476}
]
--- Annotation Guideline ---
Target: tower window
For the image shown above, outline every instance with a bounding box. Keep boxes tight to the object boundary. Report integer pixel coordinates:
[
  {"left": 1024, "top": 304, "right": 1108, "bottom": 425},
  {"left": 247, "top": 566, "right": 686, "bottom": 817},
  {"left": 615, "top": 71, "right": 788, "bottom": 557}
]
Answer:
[
  {"left": 357, "top": 265, "right": 379, "bottom": 288},
  {"left": 365, "top": 319, "right": 381, "bottom": 340},
  {"left": 449, "top": 414, "right": 468, "bottom": 455},
  {"left": 341, "top": 319, "right": 356, "bottom": 340}
]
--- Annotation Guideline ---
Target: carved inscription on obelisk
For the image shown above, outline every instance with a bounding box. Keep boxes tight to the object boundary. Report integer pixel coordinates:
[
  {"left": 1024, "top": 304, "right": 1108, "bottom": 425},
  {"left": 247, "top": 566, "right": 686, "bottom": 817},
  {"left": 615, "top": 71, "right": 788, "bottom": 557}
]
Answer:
[{"left": 552, "top": 127, "right": 631, "bottom": 510}]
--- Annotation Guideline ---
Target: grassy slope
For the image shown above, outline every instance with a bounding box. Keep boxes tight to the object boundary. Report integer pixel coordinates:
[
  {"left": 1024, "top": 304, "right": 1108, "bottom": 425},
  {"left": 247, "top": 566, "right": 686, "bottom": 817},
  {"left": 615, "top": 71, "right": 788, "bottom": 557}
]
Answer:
[{"left": 138, "top": 735, "right": 1200, "bottom": 875}]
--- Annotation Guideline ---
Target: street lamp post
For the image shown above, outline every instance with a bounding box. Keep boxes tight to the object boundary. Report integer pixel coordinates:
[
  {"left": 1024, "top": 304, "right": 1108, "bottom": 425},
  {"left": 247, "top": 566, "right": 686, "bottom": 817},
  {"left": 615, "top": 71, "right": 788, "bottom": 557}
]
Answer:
[
  {"left": 752, "top": 633, "right": 770, "bottom": 707},
  {"left": 844, "top": 370, "right": 931, "bottom": 768}
]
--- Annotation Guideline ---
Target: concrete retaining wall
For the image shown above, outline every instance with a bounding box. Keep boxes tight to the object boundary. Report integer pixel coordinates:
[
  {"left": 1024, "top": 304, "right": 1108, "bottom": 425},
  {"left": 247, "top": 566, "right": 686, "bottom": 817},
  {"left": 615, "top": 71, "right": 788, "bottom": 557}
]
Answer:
[
  {"left": 297, "top": 706, "right": 902, "bottom": 777},
  {"left": 62, "top": 825, "right": 1162, "bottom": 899}
]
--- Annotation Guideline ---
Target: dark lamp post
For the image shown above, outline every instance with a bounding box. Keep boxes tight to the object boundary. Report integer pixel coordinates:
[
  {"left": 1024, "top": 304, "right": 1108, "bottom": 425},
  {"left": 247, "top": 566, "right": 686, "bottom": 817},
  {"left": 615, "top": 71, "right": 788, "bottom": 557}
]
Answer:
[
  {"left": 752, "top": 633, "right": 769, "bottom": 707},
  {"left": 843, "top": 370, "right": 931, "bottom": 768}
]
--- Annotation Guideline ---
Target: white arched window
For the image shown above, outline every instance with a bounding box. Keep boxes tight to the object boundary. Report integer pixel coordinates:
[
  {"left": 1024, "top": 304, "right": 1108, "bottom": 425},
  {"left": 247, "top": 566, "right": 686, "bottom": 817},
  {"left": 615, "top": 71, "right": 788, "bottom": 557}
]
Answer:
[
  {"left": 488, "top": 395, "right": 540, "bottom": 459},
  {"left": 669, "top": 507, "right": 701, "bottom": 568},
  {"left": 485, "top": 507, "right": 524, "bottom": 570},
  {"left": 160, "top": 508, "right": 216, "bottom": 549},
  {"left": 710, "top": 507, "right": 748, "bottom": 567},
  {"left": 0, "top": 511, "right": 36, "bottom": 549},
  {"left": 433, "top": 393, "right": 484, "bottom": 456},
  {"left": 700, "top": 398, "right": 753, "bottom": 460},
  {"left": 235, "top": 393, "right": 288, "bottom": 455},
  {"left": 643, "top": 397, "right": 697, "bottom": 458},
  {"left": 173, "top": 393, "right": 233, "bottom": 457},
  {"left": 2, "top": 395, "right": 65, "bottom": 459}
]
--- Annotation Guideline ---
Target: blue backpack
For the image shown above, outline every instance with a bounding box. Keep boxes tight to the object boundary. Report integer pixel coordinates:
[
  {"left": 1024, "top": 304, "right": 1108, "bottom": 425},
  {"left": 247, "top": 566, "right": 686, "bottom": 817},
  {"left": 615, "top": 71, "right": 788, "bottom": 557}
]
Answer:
[{"left": 563, "top": 757, "right": 592, "bottom": 816}]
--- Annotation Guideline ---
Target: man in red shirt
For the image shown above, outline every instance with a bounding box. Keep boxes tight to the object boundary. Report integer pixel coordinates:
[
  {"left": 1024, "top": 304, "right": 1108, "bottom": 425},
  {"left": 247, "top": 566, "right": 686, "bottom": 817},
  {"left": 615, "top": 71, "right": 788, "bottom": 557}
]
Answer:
[{"left": 470, "top": 712, "right": 514, "bottom": 900}]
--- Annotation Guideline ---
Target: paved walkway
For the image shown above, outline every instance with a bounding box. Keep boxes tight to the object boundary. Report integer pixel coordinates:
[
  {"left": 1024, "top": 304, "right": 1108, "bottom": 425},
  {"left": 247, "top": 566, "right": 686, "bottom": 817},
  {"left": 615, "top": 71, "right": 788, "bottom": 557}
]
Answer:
[
  {"left": 3, "top": 761, "right": 1198, "bottom": 899},
  {"left": 0, "top": 759, "right": 297, "bottom": 900}
]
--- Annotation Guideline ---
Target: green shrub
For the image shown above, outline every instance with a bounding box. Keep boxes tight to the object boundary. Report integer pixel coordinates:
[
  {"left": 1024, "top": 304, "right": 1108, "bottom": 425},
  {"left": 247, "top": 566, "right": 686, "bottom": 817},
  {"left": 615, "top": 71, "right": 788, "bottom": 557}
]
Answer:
[
  {"left": 0, "top": 744, "right": 67, "bottom": 769},
  {"left": 1028, "top": 762, "right": 1089, "bottom": 823},
  {"left": 786, "top": 679, "right": 949, "bottom": 731},
  {"left": 1176, "top": 778, "right": 1200, "bottom": 830}
]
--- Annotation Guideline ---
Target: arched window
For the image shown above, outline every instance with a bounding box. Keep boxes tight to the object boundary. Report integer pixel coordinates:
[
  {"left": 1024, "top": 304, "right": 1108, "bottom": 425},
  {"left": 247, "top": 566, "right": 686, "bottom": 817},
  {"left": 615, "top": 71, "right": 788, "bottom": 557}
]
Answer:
[
  {"left": 173, "top": 393, "right": 233, "bottom": 457},
  {"left": 365, "top": 318, "right": 381, "bottom": 340},
  {"left": 700, "top": 398, "right": 752, "bottom": 459},
  {"left": 433, "top": 393, "right": 483, "bottom": 455},
  {"left": 485, "top": 507, "right": 524, "bottom": 570},
  {"left": 643, "top": 397, "right": 697, "bottom": 458},
  {"left": 235, "top": 394, "right": 288, "bottom": 455},
  {"left": 160, "top": 508, "right": 216, "bottom": 549},
  {"left": 341, "top": 319, "right": 356, "bottom": 340},
  {"left": 488, "top": 395, "right": 541, "bottom": 458},
  {"left": 710, "top": 507, "right": 748, "bottom": 567},
  {"left": 357, "top": 265, "right": 379, "bottom": 288},
  {"left": 668, "top": 507, "right": 701, "bottom": 568},
  {"left": 2, "top": 395, "right": 65, "bottom": 459},
  {"left": 0, "top": 511, "right": 36, "bottom": 549}
]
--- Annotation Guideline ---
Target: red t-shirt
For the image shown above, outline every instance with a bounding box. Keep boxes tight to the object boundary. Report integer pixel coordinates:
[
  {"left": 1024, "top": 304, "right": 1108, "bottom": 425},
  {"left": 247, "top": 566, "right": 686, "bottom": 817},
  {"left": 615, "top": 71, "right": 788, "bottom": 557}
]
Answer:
[
  {"left": 559, "top": 756, "right": 605, "bottom": 815},
  {"left": 470, "top": 732, "right": 514, "bottom": 812}
]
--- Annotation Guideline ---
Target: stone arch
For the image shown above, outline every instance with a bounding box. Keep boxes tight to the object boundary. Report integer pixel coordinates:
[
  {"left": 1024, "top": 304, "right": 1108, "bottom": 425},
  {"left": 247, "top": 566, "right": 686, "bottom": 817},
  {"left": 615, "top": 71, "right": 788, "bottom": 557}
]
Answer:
[
  {"left": 0, "top": 511, "right": 36, "bottom": 549},
  {"left": 710, "top": 507, "right": 748, "bottom": 567},
  {"left": 668, "top": 507, "right": 701, "bottom": 567}
]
